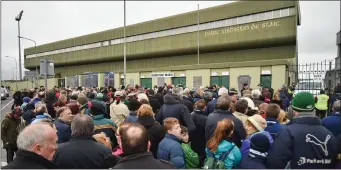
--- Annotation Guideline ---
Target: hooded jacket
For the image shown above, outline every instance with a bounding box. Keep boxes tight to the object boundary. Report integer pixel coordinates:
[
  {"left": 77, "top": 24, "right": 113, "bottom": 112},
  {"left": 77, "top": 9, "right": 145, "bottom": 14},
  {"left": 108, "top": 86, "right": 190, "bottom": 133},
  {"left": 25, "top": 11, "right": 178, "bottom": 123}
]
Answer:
[
  {"left": 239, "top": 149, "right": 267, "bottom": 169},
  {"left": 3, "top": 150, "right": 58, "bottom": 169},
  {"left": 267, "top": 116, "right": 338, "bottom": 169},
  {"left": 137, "top": 116, "right": 165, "bottom": 158},
  {"left": 206, "top": 98, "right": 218, "bottom": 115},
  {"left": 110, "top": 100, "right": 129, "bottom": 126},
  {"left": 1, "top": 113, "right": 21, "bottom": 149},
  {"left": 124, "top": 111, "right": 138, "bottom": 123},
  {"left": 157, "top": 134, "right": 185, "bottom": 169},
  {"left": 54, "top": 119, "right": 71, "bottom": 144},
  {"left": 205, "top": 140, "right": 242, "bottom": 169},
  {"left": 156, "top": 94, "right": 195, "bottom": 133},
  {"left": 206, "top": 109, "right": 246, "bottom": 148},
  {"left": 190, "top": 109, "right": 207, "bottom": 165},
  {"left": 93, "top": 114, "right": 118, "bottom": 149},
  {"left": 322, "top": 112, "right": 341, "bottom": 137}
]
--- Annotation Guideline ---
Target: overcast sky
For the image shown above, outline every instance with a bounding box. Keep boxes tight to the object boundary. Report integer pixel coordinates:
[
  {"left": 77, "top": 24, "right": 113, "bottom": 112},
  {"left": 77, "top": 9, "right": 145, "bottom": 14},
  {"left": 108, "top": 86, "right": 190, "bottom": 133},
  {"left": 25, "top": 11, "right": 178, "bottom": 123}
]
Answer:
[{"left": 1, "top": 1, "right": 340, "bottom": 80}]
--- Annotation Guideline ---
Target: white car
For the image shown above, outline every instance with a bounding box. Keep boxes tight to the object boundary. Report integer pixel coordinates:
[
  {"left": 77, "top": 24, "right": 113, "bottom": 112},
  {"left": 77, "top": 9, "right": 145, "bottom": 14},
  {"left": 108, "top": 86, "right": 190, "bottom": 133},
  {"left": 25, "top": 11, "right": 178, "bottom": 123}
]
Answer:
[
  {"left": 1, "top": 89, "right": 7, "bottom": 100},
  {"left": 294, "top": 81, "right": 324, "bottom": 97}
]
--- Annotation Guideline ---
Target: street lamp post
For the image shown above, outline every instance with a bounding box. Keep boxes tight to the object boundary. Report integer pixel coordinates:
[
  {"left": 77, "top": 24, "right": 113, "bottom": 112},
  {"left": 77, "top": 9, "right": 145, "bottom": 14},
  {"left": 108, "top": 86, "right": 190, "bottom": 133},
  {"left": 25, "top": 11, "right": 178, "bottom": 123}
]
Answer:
[
  {"left": 18, "top": 36, "right": 38, "bottom": 87},
  {"left": 5, "top": 56, "right": 18, "bottom": 91},
  {"left": 15, "top": 10, "right": 23, "bottom": 80},
  {"left": 123, "top": 0, "right": 127, "bottom": 87}
]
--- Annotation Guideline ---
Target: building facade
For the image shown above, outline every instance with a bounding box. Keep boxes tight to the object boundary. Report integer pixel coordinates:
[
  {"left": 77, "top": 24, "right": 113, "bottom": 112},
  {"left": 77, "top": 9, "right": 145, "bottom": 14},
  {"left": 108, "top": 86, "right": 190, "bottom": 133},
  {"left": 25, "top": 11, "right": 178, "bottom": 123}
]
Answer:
[{"left": 23, "top": 1, "right": 301, "bottom": 91}]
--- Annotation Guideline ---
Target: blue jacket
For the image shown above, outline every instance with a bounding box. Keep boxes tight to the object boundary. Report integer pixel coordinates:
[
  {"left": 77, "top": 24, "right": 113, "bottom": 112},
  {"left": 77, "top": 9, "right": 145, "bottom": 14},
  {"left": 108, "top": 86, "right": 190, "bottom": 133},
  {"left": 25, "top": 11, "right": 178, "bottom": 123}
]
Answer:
[
  {"left": 124, "top": 111, "right": 138, "bottom": 123},
  {"left": 264, "top": 118, "right": 286, "bottom": 139},
  {"left": 54, "top": 119, "right": 71, "bottom": 144},
  {"left": 240, "top": 131, "right": 273, "bottom": 157},
  {"left": 156, "top": 94, "right": 195, "bottom": 133},
  {"left": 239, "top": 149, "right": 267, "bottom": 169},
  {"left": 92, "top": 114, "right": 118, "bottom": 148},
  {"left": 205, "top": 109, "right": 246, "bottom": 148},
  {"left": 205, "top": 140, "right": 242, "bottom": 169},
  {"left": 267, "top": 116, "right": 338, "bottom": 169},
  {"left": 322, "top": 112, "right": 341, "bottom": 137},
  {"left": 157, "top": 134, "right": 185, "bottom": 169}
]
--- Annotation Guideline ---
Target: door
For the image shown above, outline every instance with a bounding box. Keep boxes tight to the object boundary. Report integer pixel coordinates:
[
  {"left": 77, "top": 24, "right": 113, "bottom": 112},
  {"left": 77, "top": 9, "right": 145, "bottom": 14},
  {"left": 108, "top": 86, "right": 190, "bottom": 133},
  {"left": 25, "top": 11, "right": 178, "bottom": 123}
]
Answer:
[
  {"left": 211, "top": 76, "right": 221, "bottom": 87},
  {"left": 140, "top": 78, "right": 152, "bottom": 89},
  {"left": 221, "top": 76, "right": 230, "bottom": 89},
  {"left": 58, "top": 78, "right": 65, "bottom": 88},
  {"left": 172, "top": 77, "right": 186, "bottom": 87},
  {"left": 260, "top": 75, "right": 272, "bottom": 88}
]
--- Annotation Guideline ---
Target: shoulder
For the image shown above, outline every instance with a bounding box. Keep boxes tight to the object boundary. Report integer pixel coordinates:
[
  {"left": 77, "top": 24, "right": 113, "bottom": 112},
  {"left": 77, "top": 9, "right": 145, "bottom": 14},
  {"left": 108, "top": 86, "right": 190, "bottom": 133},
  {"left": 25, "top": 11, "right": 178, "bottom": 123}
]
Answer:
[{"left": 159, "top": 159, "right": 176, "bottom": 168}]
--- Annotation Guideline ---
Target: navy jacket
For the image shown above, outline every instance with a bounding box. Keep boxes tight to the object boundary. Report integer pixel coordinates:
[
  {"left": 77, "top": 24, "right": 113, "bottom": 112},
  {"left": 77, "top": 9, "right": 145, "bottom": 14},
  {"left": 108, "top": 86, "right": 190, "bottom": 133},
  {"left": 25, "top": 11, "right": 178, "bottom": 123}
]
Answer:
[
  {"left": 206, "top": 98, "right": 218, "bottom": 115},
  {"left": 191, "top": 109, "right": 208, "bottom": 165},
  {"left": 267, "top": 116, "right": 338, "bottom": 169},
  {"left": 264, "top": 118, "right": 286, "bottom": 139},
  {"left": 322, "top": 112, "right": 341, "bottom": 137},
  {"left": 239, "top": 149, "right": 267, "bottom": 169},
  {"left": 157, "top": 134, "right": 185, "bottom": 169},
  {"left": 124, "top": 111, "right": 138, "bottom": 123},
  {"left": 54, "top": 119, "right": 71, "bottom": 144},
  {"left": 205, "top": 109, "right": 246, "bottom": 148},
  {"left": 156, "top": 94, "right": 195, "bottom": 133}
]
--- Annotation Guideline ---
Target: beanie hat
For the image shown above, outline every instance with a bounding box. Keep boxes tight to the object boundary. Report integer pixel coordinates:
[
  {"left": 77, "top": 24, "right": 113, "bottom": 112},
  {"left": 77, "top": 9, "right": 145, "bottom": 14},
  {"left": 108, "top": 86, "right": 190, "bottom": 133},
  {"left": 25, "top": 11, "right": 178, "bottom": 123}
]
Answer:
[
  {"left": 114, "top": 91, "right": 123, "bottom": 97},
  {"left": 77, "top": 95, "right": 88, "bottom": 105},
  {"left": 90, "top": 101, "right": 105, "bottom": 116},
  {"left": 247, "top": 114, "right": 267, "bottom": 132},
  {"left": 218, "top": 87, "right": 228, "bottom": 96},
  {"left": 68, "top": 103, "right": 80, "bottom": 115},
  {"left": 23, "top": 97, "right": 31, "bottom": 103},
  {"left": 250, "top": 133, "right": 270, "bottom": 153},
  {"left": 292, "top": 92, "right": 315, "bottom": 112}
]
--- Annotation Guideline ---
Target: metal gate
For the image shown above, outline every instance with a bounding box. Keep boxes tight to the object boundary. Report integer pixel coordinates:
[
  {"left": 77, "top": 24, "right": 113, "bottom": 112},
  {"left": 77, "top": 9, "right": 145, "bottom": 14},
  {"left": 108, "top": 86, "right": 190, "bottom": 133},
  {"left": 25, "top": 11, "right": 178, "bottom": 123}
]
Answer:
[
  {"left": 66, "top": 76, "right": 79, "bottom": 88},
  {"left": 104, "top": 72, "right": 114, "bottom": 87},
  {"left": 293, "top": 59, "right": 341, "bottom": 96},
  {"left": 81, "top": 72, "right": 98, "bottom": 88}
]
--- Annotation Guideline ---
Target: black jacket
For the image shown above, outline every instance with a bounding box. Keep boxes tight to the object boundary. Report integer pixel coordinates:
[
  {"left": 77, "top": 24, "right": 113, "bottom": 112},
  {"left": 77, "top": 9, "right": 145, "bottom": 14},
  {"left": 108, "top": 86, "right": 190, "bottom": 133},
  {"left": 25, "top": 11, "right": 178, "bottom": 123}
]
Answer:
[
  {"left": 205, "top": 109, "right": 246, "bottom": 148},
  {"left": 154, "top": 92, "right": 164, "bottom": 106},
  {"left": 191, "top": 109, "right": 207, "bottom": 165},
  {"left": 53, "top": 136, "right": 112, "bottom": 169},
  {"left": 113, "top": 152, "right": 175, "bottom": 169},
  {"left": 2, "top": 150, "right": 58, "bottom": 169},
  {"left": 156, "top": 94, "right": 195, "bottom": 133},
  {"left": 267, "top": 116, "right": 338, "bottom": 169},
  {"left": 137, "top": 116, "right": 165, "bottom": 158},
  {"left": 148, "top": 96, "right": 161, "bottom": 114},
  {"left": 182, "top": 98, "right": 194, "bottom": 113}
]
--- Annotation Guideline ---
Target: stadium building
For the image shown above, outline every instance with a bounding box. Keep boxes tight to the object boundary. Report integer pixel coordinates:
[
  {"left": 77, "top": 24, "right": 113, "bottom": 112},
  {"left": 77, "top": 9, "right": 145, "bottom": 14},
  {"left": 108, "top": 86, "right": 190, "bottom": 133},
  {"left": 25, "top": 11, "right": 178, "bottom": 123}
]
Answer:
[{"left": 22, "top": 1, "right": 301, "bottom": 91}]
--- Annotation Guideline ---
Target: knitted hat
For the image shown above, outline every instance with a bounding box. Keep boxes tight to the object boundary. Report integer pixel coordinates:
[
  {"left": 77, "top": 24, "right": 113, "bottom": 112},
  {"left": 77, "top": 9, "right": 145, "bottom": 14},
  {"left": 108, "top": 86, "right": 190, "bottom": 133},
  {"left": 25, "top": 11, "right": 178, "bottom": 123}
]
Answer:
[
  {"left": 247, "top": 114, "right": 267, "bottom": 132},
  {"left": 23, "top": 97, "right": 31, "bottom": 103},
  {"left": 77, "top": 95, "right": 88, "bottom": 105},
  {"left": 229, "top": 88, "right": 238, "bottom": 95},
  {"left": 90, "top": 101, "right": 105, "bottom": 115},
  {"left": 292, "top": 92, "right": 315, "bottom": 112},
  {"left": 250, "top": 133, "right": 270, "bottom": 153}
]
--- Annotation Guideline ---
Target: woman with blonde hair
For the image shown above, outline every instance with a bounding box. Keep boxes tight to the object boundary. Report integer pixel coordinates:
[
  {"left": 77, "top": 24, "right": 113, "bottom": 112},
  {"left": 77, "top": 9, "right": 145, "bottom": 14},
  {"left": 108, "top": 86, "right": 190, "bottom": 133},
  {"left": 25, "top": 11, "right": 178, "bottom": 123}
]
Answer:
[
  {"left": 278, "top": 109, "right": 289, "bottom": 124},
  {"left": 136, "top": 104, "right": 165, "bottom": 158},
  {"left": 206, "top": 119, "right": 242, "bottom": 169},
  {"left": 93, "top": 132, "right": 112, "bottom": 151}
]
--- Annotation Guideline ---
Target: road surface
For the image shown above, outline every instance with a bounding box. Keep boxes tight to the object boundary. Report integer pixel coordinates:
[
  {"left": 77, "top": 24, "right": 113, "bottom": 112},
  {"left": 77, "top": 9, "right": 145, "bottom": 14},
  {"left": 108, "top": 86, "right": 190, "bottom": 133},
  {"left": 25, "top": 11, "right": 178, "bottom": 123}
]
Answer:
[{"left": 1, "top": 96, "right": 14, "bottom": 166}]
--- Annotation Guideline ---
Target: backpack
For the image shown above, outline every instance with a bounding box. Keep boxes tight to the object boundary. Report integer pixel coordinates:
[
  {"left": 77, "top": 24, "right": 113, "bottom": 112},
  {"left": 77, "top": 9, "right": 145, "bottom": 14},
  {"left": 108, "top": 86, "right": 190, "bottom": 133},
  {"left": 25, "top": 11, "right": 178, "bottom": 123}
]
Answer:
[
  {"left": 203, "top": 145, "right": 236, "bottom": 169},
  {"left": 181, "top": 143, "right": 199, "bottom": 169}
]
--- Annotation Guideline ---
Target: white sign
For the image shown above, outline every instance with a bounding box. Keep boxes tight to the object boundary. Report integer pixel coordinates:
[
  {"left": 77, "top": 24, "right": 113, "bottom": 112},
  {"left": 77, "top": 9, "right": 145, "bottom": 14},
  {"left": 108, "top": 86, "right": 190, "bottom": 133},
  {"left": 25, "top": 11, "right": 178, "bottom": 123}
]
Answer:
[
  {"left": 120, "top": 75, "right": 125, "bottom": 78},
  {"left": 222, "top": 72, "right": 230, "bottom": 76},
  {"left": 151, "top": 73, "right": 174, "bottom": 77},
  {"left": 211, "top": 72, "right": 218, "bottom": 76},
  {"left": 180, "top": 74, "right": 185, "bottom": 77},
  {"left": 261, "top": 70, "right": 271, "bottom": 75},
  {"left": 140, "top": 76, "right": 145, "bottom": 78},
  {"left": 313, "top": 74, "right": 323, "bottom": 81}
]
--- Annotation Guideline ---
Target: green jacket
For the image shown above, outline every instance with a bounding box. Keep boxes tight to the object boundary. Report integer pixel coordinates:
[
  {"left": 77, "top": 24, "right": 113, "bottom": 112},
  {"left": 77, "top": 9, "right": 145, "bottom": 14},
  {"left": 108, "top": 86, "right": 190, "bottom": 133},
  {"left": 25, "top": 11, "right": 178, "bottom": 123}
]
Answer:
[
  {"left": 1, "top": 114, "right": 23, "bottom": 149},
  {"left": 181, "top": 142, "right": 199, "bottom": 169}
]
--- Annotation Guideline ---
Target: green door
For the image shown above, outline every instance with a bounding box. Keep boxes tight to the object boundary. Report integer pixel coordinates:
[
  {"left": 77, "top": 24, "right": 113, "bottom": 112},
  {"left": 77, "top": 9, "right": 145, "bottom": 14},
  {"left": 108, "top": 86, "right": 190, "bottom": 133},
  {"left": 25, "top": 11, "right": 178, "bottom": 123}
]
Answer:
[
  {"left": 140, "top": 78, "right": 152, "bottom": 89},
  {"left": 221, "top": 76, "right": 230, "bottom": 89},
  {"left": 172, "top": 77, "right": 186, "bottom": 87},
  {"left": 260, "top": 75, "right": 272, "bottom": 88},
  {"left": 211, "top": 76, "right": 221, "bottom": 87}
]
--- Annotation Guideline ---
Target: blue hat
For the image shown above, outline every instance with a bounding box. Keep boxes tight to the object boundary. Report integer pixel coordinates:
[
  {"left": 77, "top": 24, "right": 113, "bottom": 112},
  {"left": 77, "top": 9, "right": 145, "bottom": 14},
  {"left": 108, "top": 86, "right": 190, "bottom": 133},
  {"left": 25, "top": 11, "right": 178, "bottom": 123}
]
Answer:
[
  {"left": 250, "top": 133, "right": 270, "bottom": 153},
  {"left": 23, "top": 97, "right": 30, "bottom": 103}
]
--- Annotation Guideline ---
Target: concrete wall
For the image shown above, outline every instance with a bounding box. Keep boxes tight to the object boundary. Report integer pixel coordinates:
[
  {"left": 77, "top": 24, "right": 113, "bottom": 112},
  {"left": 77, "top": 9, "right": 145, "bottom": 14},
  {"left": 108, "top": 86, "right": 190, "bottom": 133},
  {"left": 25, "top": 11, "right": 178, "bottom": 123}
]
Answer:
[
  {"left": 186, "top": 69, "right": 210, "bottom": 89},
  {"left": 272, "top": 65, "right": 286, "bottom": 90},
  {"left": 230, "top": 67, "right": 261, "bottom": 90}
]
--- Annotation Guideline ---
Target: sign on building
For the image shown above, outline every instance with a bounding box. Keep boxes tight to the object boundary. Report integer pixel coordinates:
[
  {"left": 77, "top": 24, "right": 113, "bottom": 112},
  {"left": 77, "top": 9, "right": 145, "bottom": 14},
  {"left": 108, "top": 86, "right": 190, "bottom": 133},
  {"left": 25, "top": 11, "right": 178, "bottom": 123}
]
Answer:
[{"left": 151, "top": 73, "right": 174, "bottom": 77}]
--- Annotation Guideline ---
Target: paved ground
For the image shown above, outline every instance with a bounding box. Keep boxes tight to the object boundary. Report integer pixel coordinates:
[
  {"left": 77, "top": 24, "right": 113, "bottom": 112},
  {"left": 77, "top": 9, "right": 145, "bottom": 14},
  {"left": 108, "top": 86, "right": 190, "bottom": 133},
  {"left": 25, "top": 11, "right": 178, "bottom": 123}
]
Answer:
[{"left": 1, "top": 95, "right": 14, "bottom": 166}]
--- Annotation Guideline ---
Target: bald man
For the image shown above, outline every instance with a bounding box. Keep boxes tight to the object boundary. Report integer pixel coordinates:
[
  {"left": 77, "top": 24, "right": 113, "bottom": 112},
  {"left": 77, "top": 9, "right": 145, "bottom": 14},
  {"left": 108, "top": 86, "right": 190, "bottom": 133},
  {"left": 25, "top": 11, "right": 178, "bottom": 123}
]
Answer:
[
  {"left": 113, "top": 123, "right": 174, "bottom": 169},
  {"left": 2, "top": 123, "right": 58, "bottom": 169}
]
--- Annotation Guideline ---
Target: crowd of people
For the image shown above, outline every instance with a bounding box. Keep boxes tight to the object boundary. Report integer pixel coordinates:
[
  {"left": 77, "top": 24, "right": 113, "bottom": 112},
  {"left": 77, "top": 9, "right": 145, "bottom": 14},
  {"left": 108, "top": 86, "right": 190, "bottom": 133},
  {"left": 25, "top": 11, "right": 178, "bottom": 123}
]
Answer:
[{"left": 1, "top": 83, "right": 341, "bottom": 169}]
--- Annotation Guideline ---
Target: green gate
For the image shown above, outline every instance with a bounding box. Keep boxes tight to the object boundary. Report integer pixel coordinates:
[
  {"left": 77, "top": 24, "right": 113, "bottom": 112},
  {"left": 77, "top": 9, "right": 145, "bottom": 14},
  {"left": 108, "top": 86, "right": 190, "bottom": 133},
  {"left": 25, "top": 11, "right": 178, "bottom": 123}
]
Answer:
[
  {"left": 260, "top": 75, "right": 272, "bottom": 88},
  {"left": 210, "top": 76, "right": 230, "bottom": 89},
  {"left": 140, "top": 78, "right": 152, "bottom": 89},
  {"left": 172, "top": 77, "right": 186, "bottom": 87}
]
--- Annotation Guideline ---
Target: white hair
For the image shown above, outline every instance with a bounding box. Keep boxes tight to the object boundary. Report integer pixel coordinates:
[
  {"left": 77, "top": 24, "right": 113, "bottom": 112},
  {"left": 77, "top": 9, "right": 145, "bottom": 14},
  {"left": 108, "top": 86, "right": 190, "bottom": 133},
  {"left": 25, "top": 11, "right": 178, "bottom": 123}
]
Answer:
[
  {"left": 251, "top": 89, "right": 262, "bottom": 99},
  {"left": 173, "top": 87, "right": 183, "bottom": 98},
  {"left": 218, "top": 87, "right": 229, "bottom": 96},
  {"left": 34, "top": 101, "right": 46, "bottom": 109},
  {"left": 17, "top": 124, "right": 54, "bottom": 151},
  {"left": 137, "top": 93, "right": 149, "bottom": 102}
]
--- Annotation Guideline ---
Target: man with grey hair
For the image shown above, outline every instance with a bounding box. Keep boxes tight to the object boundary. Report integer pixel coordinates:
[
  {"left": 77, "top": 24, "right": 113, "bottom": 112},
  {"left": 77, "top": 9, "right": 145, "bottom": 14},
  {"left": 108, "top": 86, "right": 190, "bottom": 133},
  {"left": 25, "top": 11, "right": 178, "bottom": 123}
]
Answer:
[
  {"left": 251, "top": 89, "right": 264, "bottom": 107},
  {"left": 205, "top": 94, "right": 246, "bottom": 147},
  {"left": 53, "top": 114, "right": 112, "bottom": 169},
  {"left": 31, "top": 101, "right": 52, "bottom": 124},
  {"left": 2, "top": 123, "right": 58, "bottom": 169},
  {"left": 322, "top": 100, "right": 341, "bottom": 137},
  {"left": 156, "top": 87, "right": 195, "bottom": 134},
  {"left": 268, "top": 92, "right": 337, "bottom": 169}
]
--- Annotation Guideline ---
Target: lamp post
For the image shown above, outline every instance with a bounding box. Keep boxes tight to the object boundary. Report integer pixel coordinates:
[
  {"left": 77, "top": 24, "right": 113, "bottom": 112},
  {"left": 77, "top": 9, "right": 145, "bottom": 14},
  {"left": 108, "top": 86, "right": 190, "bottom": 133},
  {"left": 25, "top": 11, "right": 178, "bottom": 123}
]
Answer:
[
  {"left": 123, "top": 0, "right": 127, "bottom": 87},
  {"left": 15, "top": 10, "right": 23, "bottom": 80},
  {"left": 5, "top": 56, "right": 18, "bottom": 91},
  {"left": 18, "top": 36, "right": 38, "bottom": 87}
]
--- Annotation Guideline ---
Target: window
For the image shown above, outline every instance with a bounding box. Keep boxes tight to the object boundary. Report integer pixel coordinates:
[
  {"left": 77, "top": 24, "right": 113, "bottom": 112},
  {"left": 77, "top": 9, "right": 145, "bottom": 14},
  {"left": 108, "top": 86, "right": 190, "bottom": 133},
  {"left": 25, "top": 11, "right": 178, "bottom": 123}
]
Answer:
[{"left": 193, "top": 76, "right": 202, "bottom": 90}]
